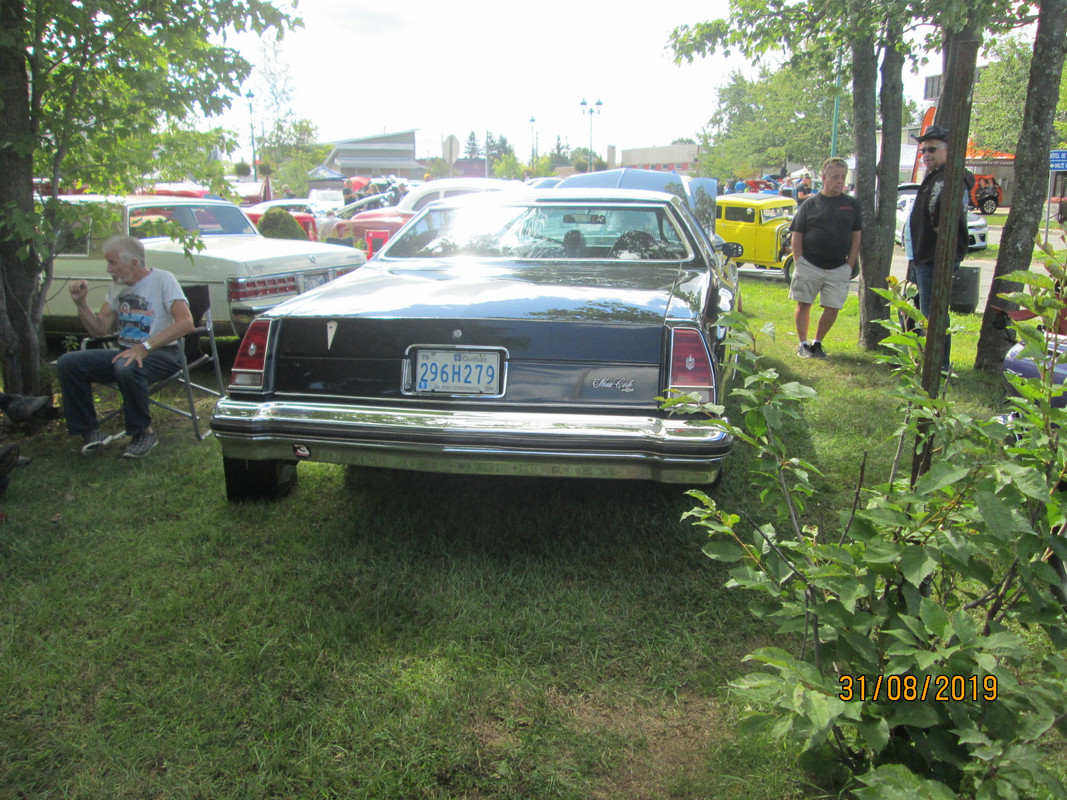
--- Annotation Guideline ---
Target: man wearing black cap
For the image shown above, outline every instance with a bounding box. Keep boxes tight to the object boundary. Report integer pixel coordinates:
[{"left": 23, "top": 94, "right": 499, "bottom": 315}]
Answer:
[{"left": 908, "top": 125, "right": 975, "bottom": 361}]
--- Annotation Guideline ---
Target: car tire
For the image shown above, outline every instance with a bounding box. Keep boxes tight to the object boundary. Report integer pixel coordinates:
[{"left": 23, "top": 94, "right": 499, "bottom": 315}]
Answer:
[
  {"left": 223, "top": 456, "right": 298, "bottom": 502},
  {"left": 980, "top": 198, "right": 998, "bottom": 215},
  {"left": 782, "top": 257, "right": 793, "bottom": 285}
]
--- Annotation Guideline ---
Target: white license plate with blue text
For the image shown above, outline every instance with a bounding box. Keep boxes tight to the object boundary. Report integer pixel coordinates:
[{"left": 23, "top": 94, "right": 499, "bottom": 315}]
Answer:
[{"left": 415, "top": 349, "right": 501, "bottom": 395}]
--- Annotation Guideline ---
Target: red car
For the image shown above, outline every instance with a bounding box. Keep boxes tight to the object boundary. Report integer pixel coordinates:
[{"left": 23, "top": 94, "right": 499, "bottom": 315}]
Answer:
[
  {"left": 244, "top": 200, "right": 319, "bottom": 240},
  {"left": 332, "top": 178, "right": 520, "bottom": 250}
]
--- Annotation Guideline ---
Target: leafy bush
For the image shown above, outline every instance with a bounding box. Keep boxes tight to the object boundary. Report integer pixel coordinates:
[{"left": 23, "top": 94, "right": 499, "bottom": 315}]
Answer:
[
  {"left": 672, "top": 246, "right": 1067, "bottom": 798},
  {"left": 257, "top": 206, "right": 306, "bottom": 240}
]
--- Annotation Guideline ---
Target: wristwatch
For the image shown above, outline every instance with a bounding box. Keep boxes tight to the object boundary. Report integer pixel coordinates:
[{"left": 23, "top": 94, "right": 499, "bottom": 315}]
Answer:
[{"left": 142, "top": 340, "right": 153, "bottom": 352}]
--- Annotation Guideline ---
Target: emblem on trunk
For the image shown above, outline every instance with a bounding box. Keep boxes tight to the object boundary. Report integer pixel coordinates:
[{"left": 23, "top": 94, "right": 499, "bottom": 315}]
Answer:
[
  {"left": 592, "top": 378, "right": 635, "bottom": 393},
  {"left": 326, "top": 320, "right": 338, "bottom": 350}
]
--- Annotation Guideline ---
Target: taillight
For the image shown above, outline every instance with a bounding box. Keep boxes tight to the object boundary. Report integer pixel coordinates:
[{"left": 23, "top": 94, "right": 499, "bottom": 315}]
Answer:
[
  {"left": 669, "top": 328, "right": 715, "bottom": 404},
  {"left": 227, "top": 275, "right": 299, "bottom": 302},
  {"left": 229, "top": 319, "right": 271, "bottom": 389}
]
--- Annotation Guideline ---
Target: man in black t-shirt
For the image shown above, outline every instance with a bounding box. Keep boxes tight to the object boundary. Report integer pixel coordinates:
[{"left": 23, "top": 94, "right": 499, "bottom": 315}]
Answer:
[{"left": 788, "top": 157, "right": 863, "bottom": 359}]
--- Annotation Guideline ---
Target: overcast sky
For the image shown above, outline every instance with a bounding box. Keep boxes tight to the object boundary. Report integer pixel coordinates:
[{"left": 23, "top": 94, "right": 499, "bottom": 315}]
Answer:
[
  {"left": 219, "top": 0, "right": 740, "bottom": 163},
  {"left": 218, "top": 1, "right": 932, "bottom": 166}
]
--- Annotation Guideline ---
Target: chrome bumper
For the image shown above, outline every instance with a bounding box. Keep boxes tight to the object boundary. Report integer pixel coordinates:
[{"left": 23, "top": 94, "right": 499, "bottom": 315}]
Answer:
[{"left": 211, "top": 398, "right": 733, "bottom": 484}]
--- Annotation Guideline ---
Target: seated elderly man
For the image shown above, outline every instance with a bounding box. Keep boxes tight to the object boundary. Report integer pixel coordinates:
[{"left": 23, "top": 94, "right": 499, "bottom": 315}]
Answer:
[{"left": 56, "top": 235, "right": 193, "bottom": 458}]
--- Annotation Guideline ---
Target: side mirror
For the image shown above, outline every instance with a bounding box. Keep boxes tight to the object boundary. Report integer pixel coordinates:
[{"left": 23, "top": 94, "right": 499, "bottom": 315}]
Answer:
[{"left": 721, "top": 241, "right": 743, "bottom": 259}]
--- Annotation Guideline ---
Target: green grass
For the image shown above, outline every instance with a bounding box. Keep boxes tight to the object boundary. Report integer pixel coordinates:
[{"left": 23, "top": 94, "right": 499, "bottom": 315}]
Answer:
[{"left": 0, "top": 284, "right": 1007, "bottom": 799}]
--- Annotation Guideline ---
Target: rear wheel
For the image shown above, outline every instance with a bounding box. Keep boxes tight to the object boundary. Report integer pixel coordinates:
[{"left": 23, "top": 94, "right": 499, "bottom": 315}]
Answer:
[
  {"left": 781, "top": 257, "right": 793, "bottom": 285},
  {"left": 980, "top": 197, "right": 998, "bottom": 215},
  {"left": 223, "top": 456, "right": 298, "bottom": 502}
]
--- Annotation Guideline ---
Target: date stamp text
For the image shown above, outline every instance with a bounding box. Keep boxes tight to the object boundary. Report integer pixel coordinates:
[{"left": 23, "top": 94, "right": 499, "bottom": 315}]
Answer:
[{"left": 838, "top": 674, "right": 998, "bottom": 702}]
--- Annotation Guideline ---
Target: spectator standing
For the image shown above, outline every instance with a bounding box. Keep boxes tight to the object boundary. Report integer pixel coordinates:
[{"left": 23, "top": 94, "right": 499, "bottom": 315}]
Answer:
[
  {"left": 908, "top": 125, "right": 975, "bottom": 365},
  {"left": 341, "top": 179, "right": 356, "bottom": 206},
  {"left": 795, "top": 174, "right": 814, "bottom": 203},
  {"left": 788, "top": 157, "right": 863, "bottom": 359},
  {"left": 317, "top": 209, "right": 339, "bottom": 241}
]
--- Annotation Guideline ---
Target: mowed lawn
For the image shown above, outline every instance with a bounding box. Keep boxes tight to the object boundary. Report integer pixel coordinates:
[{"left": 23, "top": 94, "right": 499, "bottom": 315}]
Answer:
[{"left": 0, "top": 277, "right": 1007, "bottom": 800}]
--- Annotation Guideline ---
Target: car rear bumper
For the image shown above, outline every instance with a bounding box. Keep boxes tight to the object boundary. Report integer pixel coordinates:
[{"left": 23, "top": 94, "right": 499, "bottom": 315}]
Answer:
[{"left": 211, "top": 398, "right": 733, "bottom": 484}]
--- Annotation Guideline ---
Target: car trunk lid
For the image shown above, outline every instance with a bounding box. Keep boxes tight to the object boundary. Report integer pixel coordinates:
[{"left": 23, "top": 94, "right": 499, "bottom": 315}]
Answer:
[{"left": 267, "top": 260, "right": 688, "bottom": 409}]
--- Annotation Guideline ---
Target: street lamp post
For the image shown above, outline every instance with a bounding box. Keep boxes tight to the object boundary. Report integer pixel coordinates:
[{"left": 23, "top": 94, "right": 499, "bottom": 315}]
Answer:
[
  {"left": 245, "top": 91, "right": 257, "bottom": 181},
  {"left": 530, "top": 116, "right": 537, "bottom": 163},
  {"left": 580, "top": 98, "right": 602, "bottom": 172}
]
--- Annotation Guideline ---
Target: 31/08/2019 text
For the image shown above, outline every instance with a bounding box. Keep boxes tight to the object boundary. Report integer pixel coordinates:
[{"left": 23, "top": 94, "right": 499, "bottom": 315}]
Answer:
[{"left": 838, "top": 674, "right": 998, "bottom": 702}]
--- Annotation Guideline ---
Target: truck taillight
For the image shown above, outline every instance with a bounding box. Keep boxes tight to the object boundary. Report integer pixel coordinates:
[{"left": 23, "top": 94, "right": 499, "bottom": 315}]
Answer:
[
  {"left": 227, "top": 275, "right": 299, "bottom": 302},
  {"left": 229, "top": 319, "right": 271, "bottom": 389},
  {"left": 669, "top": 328, "right": 715, "bottom": 404}
]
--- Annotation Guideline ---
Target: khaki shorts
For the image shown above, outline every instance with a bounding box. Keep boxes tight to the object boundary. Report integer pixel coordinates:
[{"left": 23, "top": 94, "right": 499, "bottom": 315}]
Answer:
[{"left": 789, "top": 256, "right": 851, "bottom": 309}]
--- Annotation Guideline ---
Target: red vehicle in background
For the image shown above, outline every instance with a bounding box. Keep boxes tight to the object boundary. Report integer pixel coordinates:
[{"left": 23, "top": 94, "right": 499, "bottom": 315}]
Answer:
[
  {"left": 243, "top": 200, "right": 319, "bottom": 240},
  {"left": 971, "top": 175, "right": 1003, "bottom": 215},
  {"left": 333, "top": 178, "right": 520, "bottom": 251},
  {"left": 135, "top": 182, "right": 213, "bottom": 199}
]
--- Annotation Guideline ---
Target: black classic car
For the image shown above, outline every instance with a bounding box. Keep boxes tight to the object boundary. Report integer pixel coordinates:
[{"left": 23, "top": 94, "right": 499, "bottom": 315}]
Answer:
[{"left": 211, "top": 189, "right": 741, "bottom": 501}]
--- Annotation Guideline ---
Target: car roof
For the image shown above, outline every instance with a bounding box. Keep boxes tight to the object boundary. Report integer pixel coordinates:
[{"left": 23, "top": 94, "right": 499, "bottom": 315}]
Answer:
[
  {"left": 717, "top": 192, "right": 797, "bottom": 208},
  {"left": 57, "top": 194, "right": 239, "bottom": 208},
  {"left": 427, "top": 187, "right": 686, "bottom": 207}
]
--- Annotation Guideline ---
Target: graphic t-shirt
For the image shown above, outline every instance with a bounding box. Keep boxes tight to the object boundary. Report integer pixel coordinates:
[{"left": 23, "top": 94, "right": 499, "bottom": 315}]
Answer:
[{"left": 106, "top": 269, "right": 187, "bottom": 348}]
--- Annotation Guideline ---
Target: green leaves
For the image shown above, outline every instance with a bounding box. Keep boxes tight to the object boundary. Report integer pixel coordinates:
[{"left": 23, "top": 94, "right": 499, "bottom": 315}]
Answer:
[{"left": 682, "top": 276, "right": 1067, "bottom": 798}]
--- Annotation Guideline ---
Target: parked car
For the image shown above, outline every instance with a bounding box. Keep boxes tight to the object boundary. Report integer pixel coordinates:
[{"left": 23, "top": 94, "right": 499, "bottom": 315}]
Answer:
[
  {"left": 244, "top": 200, "right": 319, "bottom": 240},
  {"left": 971, "top": 175, "right": 1003, "bottom": 215},
  {"left": 321, "top": 193, "right": 394, "bottom": 243},
  {"left": 714, "top": 193, "right": 797, "bottom": 281},
  {"left": 895, "top": 184, "right": 988, "bottom": 251},
  {"left": 46, "top": 195, "right": 365, "bottom": 337},
  {"left": 306, "top": 189, "right": 345, "bottom": 214},
  {"left": 211, "top": 188, "right": 742, "bottom": 500},
  {"left": 333, "top": 177, "right": 521, "bottom": 250},
  {"left": 556, "top": 168, "right": 719, "bottom": 233}
]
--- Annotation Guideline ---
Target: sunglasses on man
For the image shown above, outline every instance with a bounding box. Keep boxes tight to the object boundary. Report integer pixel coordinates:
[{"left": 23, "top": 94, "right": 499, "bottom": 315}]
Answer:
[{"left": 920, "top": 145, "right": 945, "bottom": 154}]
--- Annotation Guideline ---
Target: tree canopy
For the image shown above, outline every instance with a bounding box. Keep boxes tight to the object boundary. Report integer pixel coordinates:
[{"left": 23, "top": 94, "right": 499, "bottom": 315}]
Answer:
[
  {"left": 698, "top": 62, "right": 853, "bottom": 180},
  {"left": 0, "top": 0, "right": 298, "bottom": 392},
  {"left": 971, "top": 35, "right": 1067, "bottom": 153}
]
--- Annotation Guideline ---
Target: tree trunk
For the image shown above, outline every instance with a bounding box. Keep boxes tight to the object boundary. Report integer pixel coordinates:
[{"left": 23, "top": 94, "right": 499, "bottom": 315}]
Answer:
[
  {"left": 0, "top": 0, "right": 43, "bottom": 395},
  {"left": 913, "top": 23, "right": 981, "bottom": 481},
  {"left": 973, "top": 0, "right": 1067, "bottom": 372},
  {"left": 858, "top": 19, "right": 905, "bottom": 349}
]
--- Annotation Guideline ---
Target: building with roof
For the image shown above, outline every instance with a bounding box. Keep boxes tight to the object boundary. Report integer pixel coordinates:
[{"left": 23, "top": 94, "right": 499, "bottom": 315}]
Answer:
[
  {"left": 621, "top": 143, "right": 699, "bottom": 175},
  {"left": 319, "top": 130, "right": 424, "bottom": 181}
]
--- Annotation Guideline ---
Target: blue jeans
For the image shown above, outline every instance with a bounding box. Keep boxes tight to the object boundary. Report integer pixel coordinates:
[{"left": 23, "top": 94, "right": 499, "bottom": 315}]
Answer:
[
  {"left": 57, "top": 346, "right": 182, "bottom": 437},
  {"left": 912, "top": 261, "right": 956, "bottom": 368}
]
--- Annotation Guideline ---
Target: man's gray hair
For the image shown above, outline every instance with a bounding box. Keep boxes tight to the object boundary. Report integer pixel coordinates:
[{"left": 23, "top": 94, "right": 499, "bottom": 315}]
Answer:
[{"left": 103, "top": 235, "right": 146, "bottom": 266}]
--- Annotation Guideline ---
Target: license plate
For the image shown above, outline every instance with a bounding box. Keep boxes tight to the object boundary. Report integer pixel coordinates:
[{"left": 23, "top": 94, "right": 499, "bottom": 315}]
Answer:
[
  {"left": 415, "top": 349, "right": 501, "bottom": 395},
  {"left": 302, "top": 272, "right": 329, "bottom": 292}
]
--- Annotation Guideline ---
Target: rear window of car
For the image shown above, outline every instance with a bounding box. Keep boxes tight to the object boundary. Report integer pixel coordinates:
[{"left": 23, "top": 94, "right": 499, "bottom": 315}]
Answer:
[
  {"left": 384, "top": 203, "right": 692, "bottom": 261},
  {"left": 129, "top": 204, "right": 256, "bottom": 237}
]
